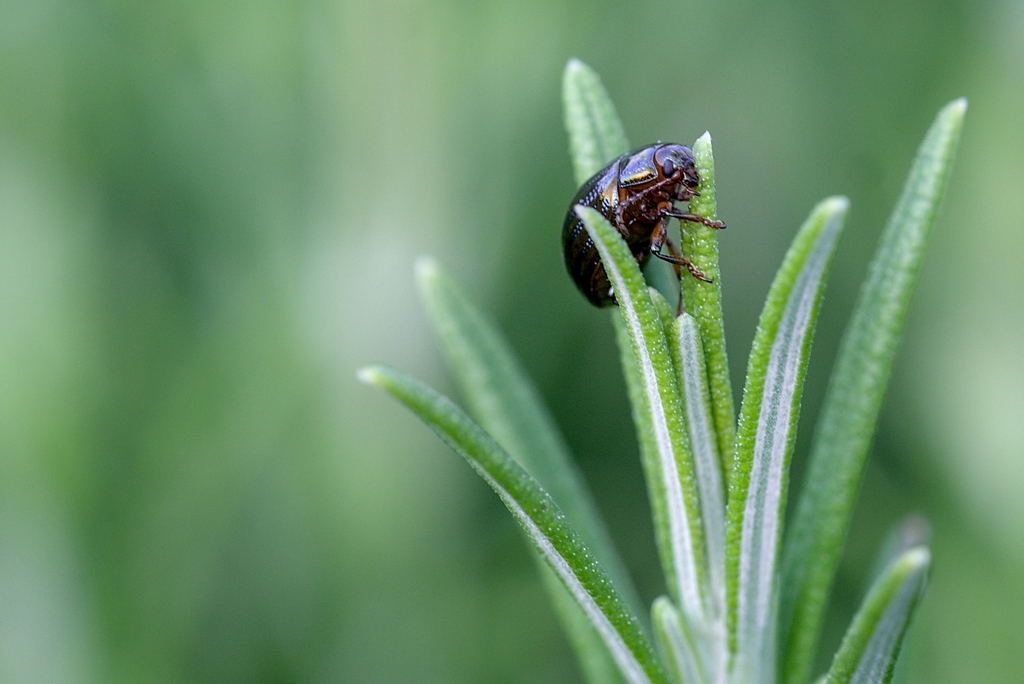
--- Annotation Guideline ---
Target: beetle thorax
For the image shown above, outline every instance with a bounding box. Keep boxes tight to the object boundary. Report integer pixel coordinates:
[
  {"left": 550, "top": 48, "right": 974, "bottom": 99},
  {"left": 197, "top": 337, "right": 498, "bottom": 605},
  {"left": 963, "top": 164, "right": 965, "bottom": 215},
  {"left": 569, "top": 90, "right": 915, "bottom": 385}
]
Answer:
[{"left": 616, "top": 181, "right": 677, "bottom": 229}]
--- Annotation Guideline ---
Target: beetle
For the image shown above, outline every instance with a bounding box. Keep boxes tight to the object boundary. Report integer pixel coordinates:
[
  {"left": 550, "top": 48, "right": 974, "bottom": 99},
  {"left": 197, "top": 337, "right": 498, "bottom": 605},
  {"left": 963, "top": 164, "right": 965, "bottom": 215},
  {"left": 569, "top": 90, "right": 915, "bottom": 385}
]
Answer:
[{"left": 561, "top": 143, "right": 725, "bottom": 307}]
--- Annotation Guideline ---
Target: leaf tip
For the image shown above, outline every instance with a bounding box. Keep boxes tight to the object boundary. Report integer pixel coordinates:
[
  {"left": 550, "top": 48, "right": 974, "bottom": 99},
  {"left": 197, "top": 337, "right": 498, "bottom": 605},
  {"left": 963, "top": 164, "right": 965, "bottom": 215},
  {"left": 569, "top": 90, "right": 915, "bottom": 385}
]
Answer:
[
  {"left": 651, "top": 595, "right": 673, "bottom": 613},
  {"left": 690, "top": 133, "right": 716, "bottom": 187},
  {"left": 563, "top": 57, "right": 596, "bottom": 92},
  {"left": 356, "top": 365, "right": 385, "bottom": 386},
  {"left": 564, "top": 56, "right": 585, "bottom": 75},
  {"left": 692, "top": 132, "right": 713, "bottom": 161},
  {"left": 823, "top": 195, "right": 851, "bottom": 216},
  {"left": 945, "top": 97, "right": 968, "bottom": 118},
  {"left": 932, "top": 98, "right": 967, "bottom": 141},
  {"left": 806, "top": 196, "right": 850, "bottom": 233},
  {"left": 414, "top": 254, "right": 441, "bottom": 289},
  {"left": 901, "top": 546, "right": 931, "bottom": 573}
]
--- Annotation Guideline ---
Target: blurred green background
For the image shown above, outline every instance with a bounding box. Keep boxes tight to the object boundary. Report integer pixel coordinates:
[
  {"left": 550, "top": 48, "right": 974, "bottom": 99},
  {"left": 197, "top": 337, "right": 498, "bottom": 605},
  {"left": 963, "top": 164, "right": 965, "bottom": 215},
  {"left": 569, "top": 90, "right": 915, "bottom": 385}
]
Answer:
[{"left": 1, "top": 0, "right": 1021, "bottom": 681}]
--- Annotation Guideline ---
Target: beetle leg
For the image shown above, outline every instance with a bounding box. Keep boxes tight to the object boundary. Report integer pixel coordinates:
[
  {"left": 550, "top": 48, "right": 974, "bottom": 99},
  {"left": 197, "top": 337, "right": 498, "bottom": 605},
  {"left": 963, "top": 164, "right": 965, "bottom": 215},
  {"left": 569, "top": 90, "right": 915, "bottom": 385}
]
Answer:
[
  {"left": 651, "top": 239, "right": 713, "bottom": 283},
  {"left": 662, "top": 209, "right": 726, "bottom": 229},
  {"left": 649, "top": 220, "right": 683, "bottom": 281},
  {"left": 664, "top": 235, "right": 683, "bottom": 262},
  {"left": 613, "top": 204, "right": 631, "bottom": 237},
  {"left": 664, "top": 238, "right": 687, "bottom": 315},
  {"left": 656, "top": 234, "right": 689, "bottom": 315}
]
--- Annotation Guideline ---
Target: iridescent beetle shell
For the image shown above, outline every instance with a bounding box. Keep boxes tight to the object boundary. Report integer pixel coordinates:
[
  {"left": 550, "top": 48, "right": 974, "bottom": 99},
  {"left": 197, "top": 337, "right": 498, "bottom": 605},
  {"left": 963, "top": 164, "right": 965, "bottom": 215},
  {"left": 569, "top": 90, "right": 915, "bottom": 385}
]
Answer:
[{"left": 561, "top": 143, "right": 723, "bottom": 307}]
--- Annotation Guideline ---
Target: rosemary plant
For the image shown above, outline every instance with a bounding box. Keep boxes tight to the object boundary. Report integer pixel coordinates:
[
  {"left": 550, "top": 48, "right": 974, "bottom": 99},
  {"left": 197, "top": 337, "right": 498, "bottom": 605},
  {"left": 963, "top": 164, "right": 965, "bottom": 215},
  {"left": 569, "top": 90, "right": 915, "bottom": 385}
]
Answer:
[{"left": 359, "top": 59, "right": 965, "bottom": 684}]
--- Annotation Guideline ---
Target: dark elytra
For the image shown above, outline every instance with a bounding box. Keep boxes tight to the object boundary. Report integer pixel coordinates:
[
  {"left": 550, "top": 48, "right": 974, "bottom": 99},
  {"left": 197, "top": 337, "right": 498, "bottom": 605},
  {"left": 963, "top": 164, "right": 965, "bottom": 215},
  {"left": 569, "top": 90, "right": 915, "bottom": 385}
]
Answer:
[{"left": 561, "top": 143, "right": 725, "bottom": 307}]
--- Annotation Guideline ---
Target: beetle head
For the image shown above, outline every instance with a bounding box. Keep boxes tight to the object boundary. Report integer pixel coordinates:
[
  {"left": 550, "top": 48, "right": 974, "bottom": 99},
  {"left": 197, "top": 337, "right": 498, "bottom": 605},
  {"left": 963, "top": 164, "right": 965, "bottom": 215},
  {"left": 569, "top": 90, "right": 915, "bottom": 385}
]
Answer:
[{"left": 654, "top": 144, "right": 699, "bottom": 188}]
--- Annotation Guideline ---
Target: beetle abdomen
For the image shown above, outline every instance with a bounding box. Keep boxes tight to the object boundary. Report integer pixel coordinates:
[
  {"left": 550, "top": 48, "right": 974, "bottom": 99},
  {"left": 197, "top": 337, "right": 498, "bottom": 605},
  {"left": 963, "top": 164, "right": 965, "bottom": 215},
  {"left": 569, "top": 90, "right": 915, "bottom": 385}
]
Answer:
[
  {"left": 562, "top": 211, "right": 614, "bottom": 306},
  {"left": 561, "top": 164, "right": 621, "bottom": 306}
]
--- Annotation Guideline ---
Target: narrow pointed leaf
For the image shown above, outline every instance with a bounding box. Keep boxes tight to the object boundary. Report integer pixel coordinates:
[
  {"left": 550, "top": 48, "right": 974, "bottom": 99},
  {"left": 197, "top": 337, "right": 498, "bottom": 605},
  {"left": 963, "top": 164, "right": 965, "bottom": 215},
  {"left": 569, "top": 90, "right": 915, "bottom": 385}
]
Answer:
[
  {"left": 727, "top": 197, "right": 849, "bottom": 681},
  {"left": 358, "top": 366, "right": 668, "bottom": 684},
  {"left": 577, "top": 206, "right": 708, "bottom": 630},
  {"left": 780, "top": 99, "right": 967, "bottom": 684},
  {"left": 681, "top": 132, "right": 735, "bottom": 481},
  {"left": 417, "top": 256, "right": 640, "bottom": 683},
  {"left": 675, "top": 314, "right": 728, "bottom": 683},
  {"left": 653, "top": 597, "right": 706, "bottom": 684},
  {"left": 416, "top": 257, "right": 640, "bottom": 605},
  {"left": 676, "top": 313, "right": 727, "bottom": 618},
  {"left": 636, "top": 297, "right": 729, "bottom": 681},
  {"left": 612, "top": 313, "right": 676, "bottom": 588},
  {"left": 545, "top": 570, "right": 630, "bottom": 684},
  {"left": 615, "top": 307, "right": 727, "bottom": 679},
  {"left": 649, "top": 286, "right": 678, "bottom": 337},
  {"left": 825, "top": 548, "right": 930, "bottom": 684},
  {"left": 563, "top": 58, "right": 629, "bottom": 185}
]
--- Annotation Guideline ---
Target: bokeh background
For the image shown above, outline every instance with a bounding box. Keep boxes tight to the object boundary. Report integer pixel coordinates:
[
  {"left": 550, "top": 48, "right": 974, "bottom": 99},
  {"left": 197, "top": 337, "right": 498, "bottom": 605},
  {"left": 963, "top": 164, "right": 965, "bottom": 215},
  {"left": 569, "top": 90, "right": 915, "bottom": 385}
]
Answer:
[{"left": 1, "top": 0, "right": 1022, "bottom": 681}]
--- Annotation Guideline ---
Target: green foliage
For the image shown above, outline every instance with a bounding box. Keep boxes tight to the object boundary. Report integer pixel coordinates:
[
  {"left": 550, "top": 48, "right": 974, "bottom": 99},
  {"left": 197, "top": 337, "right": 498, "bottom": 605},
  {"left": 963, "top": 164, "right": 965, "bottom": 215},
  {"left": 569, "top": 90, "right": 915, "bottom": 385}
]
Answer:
[
  {"left": 824, "top": 548, "right": 931, "bottom": 684},
  {"left": 727, "top": 197, "right": 848, "bottom": 682},
  {"left": 358, "top": 365, "right": 667, "bottom": 684},
  {"left": 362, "top": 60, "right": 964, "bottom": 683},
  {"left": 681, "top": 133, "right": 737, "bottom": 478},
  {"left": 563, "top": 59, "right": 630, "bottom": 185},
  {"left": 416, "top": 255, "right": 638, "bottom": 683},
  {"left": 577, "top": 206, "right": 708, "bottom": 621},
  {"left": 778, "top": 99, "right": 967, "bottom": 684}
]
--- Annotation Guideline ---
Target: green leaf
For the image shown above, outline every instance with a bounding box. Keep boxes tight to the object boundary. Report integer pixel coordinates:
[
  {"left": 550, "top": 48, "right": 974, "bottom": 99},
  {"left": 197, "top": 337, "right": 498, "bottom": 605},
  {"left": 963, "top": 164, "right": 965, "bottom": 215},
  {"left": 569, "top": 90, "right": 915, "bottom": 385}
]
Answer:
[
  {"left": 416, "top": 256, "right": 640, "bottom": 683},
  {"left": 545, "top": 571, "right": 630, "bottom": 684},
  {"left": 416, "top": 256, "right": 640, "bottom": 605},
  {"left": 824, "top": 548, "right": 930, "bottom": 684},
  {"left": 577, "top": 206, "right": 709, "bottom": 637},
  {"left": 563, "top": 58, "right": 630, "bottom": 185},
  {"left": 653, "top": 597, "right": 707, "bottom": 684},
  {"left": 648, "top": 286, "right": 679, "bottom": 339},
  {"left": 358, "top": 366, "right": 668, "bottom": 684},
  {"left": 612, "top": 313, "right": 676, "bottom": 586},
  {"left": 779, "top": 98, "right": 967, "bottom": 684},
  {"left": 663, "top": 312, "right": 728, "bottom": 682},
  {"left": 726, "top": 197, "right": 849, "bottom": 681},
  {"left": 681, "top": 133, "right": 736, "bottom": 484},
  {"left": 675, "top": 315, "right": 727, "bottom": 635}
]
